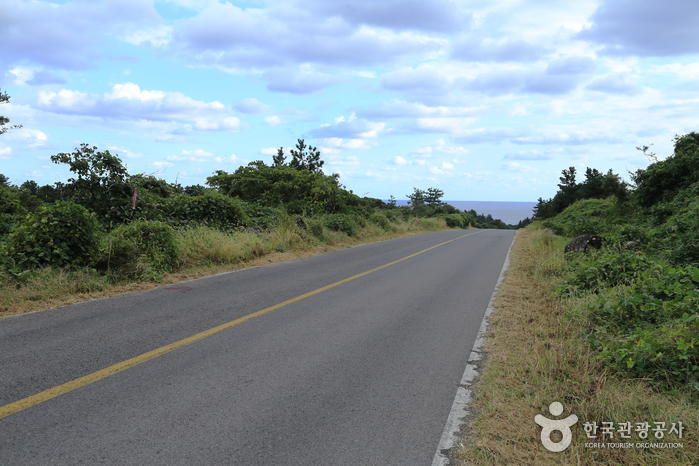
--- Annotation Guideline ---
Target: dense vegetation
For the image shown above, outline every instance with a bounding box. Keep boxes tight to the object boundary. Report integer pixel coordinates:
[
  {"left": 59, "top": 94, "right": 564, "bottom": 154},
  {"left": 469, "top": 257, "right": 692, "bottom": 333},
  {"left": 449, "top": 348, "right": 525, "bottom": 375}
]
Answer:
[
  {"left": 534, "top": 132, "right": 699, "bottom": 396},
  {"left": 0, "top": 138, "right": 518, "bottom": 286}
]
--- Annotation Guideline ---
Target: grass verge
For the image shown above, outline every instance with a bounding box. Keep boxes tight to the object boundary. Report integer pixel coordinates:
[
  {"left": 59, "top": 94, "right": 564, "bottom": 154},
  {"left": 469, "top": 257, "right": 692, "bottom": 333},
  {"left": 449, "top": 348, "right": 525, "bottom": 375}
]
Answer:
[
  {"left": 0, "top": 216, "right": 449, "bottom": 318},
  {"left": 454, "top": 227, "right": 699, "bottom": 465}
]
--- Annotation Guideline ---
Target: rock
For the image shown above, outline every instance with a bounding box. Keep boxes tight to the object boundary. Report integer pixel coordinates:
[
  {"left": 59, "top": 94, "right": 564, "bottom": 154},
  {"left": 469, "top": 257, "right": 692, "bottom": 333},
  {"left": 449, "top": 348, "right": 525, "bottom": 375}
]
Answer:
[
  {"left": 546, "top": 229, "right": 561, "bottom": 236},
  {"left": 564, "top": 234, "right": 603, "bottom": 254},
  {"left": 295, "top": 216, "right": 307, "bottom": 230}
]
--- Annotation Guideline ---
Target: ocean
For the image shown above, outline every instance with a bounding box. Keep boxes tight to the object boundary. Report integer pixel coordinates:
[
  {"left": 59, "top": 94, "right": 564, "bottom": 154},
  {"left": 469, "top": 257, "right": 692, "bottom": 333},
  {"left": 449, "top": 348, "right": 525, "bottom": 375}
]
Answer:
[{"left": 390, "top": 200, "right": 537, "bottom": 226}]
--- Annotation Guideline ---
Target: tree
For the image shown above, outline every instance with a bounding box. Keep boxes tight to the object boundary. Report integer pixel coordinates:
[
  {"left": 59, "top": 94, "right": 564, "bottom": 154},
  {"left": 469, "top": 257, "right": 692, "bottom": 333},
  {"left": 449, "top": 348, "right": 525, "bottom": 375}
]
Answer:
[
  {"left": 272, "top": 147, "right": 287, "bottom": 167},
  {"left": 50, "top": 144, "right": 131, "bottom": 220},
  {"left": 289, "top": 139, "right": 324, "bottom": 173},
  {"left": 0, "top": 89, "right": 22, "bottom": 136},
  {"left": 407, "top": 187, "right": 444, "bottom": 208},
  {"left": 407, "top": 188, "right": 426, "bottom": 207},
  {"left": 533, "top": 165, "right": 628, "bottom": 219},
  {"left": 424, "top": 187, "right": 444, "bottom": 207},
  {"left": 631, "top": 132, "right": 699, "bottom": 207}
]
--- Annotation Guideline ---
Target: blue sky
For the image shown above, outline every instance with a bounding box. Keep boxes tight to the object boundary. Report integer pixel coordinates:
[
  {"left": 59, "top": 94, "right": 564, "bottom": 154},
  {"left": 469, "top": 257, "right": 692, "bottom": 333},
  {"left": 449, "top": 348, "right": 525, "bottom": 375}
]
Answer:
[{"left": 1, "top": 0, "right": 698, "bottom": 202}]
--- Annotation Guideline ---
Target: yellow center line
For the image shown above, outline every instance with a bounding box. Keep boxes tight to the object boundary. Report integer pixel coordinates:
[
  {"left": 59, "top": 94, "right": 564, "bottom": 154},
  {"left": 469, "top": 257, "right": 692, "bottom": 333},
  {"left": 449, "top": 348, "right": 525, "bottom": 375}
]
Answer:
[{"left": 0, "top": 230, "right": 482, "bottom": 420}]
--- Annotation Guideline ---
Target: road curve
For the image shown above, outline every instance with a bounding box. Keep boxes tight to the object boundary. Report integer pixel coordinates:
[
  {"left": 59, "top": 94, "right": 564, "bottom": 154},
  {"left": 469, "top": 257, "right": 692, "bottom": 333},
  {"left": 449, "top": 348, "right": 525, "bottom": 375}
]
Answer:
[{"left": 0, "top": 228, "right": 515, "bottom": 465}]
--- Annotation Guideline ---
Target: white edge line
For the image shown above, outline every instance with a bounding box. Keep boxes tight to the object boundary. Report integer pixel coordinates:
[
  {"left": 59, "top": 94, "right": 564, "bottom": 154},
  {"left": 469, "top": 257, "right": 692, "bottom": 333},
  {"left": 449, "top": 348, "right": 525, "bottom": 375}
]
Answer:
[{"left": 431, "top": 230, "right": 517, "bottom": 466}]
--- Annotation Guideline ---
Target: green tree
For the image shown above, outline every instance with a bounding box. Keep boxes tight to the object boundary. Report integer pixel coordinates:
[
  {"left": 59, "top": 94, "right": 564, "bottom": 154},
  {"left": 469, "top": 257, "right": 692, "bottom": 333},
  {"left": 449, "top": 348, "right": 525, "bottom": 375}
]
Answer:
[
  {"left": 50, "top": 144, "right": 132, "bottom": 221},
  {"left": 0, "top": 89, "right": 22, "bottom": 136},
  {"left": 272, "top": 147, "right": 287, "bottom": 167},
  {"left": 207, "top": 162, "right": 357, "bottom": 215},
  {"left": 289, "top": 139, "right": 324, "bottom": 173},
  {"left": 534, "top": 166, "right": 627, "bottom": 219},
  {"left": 407, "top": 188, "right": 426, "bottom": 207},
  {"left": 631, "top": 132, "right": 699, "bottom": 207},
  {"left": 425, "top": 187, "right": 444, "bottom": 207}
]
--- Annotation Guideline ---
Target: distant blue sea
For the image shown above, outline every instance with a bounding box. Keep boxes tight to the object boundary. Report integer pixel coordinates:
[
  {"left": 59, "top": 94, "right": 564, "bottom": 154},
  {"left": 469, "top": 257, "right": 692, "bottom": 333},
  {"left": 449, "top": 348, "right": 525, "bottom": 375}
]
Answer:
[{"left": 389, "top": 200, "right": 537, "bottom": 225}]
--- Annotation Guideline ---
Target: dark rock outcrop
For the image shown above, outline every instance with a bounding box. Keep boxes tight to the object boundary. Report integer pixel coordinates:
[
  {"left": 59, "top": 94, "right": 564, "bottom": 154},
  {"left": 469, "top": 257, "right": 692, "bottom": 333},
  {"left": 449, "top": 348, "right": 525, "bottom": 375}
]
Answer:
[{"left": 564, "top": 234, "right": 603, "bottom": 254}]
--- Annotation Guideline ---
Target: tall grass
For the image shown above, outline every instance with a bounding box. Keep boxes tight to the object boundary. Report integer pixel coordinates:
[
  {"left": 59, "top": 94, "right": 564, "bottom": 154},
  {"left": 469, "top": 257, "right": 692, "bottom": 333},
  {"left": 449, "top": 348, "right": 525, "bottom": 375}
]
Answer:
[
  {"left": 0, "top": 215, "right": 452, "bottom": 318},
  {"left": 454, "top": 227, "right": 699, "bottom": 465}
]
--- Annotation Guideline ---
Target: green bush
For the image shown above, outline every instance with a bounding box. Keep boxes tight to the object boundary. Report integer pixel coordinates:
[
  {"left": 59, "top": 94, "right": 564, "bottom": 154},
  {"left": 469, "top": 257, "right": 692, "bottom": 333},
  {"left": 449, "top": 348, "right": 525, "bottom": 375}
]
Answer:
[
  {"left": 242, "top": 203, "right": 284, "bottom": 229},
  {"left": 207, "top": 163, "right": 359, "bottom": 215},
  {"left": 559, "top": 251, "right": 656, "bottom": 295},
  {"left": 98, "top": 221, "right": 178, "bottom": 278},
  {"left": 165, "top": 191, "right": 248, "bottom": 230},
  {"left": 632, "top": 132, "right": 699, "bottom": 207},
  {"left": 444, "top": 213, "right": 466, "bottom": 229},
  {"left": 304, "top": 218, "right": 325, "bottom": 238},
  {"left": 581, "top": 265, "right": 699, "bottom": 388},
  {"left": 323, "top": 214, "right": 359, "bottom": 236},
  {"left": 0, "top": 187, "right": 27, "bottom": 237},
  {"left": 369, "top": 213, "right": 396, "bottom": 232},
  {"left": 2, "top": 201, "right": 99, "bottom": 269}
]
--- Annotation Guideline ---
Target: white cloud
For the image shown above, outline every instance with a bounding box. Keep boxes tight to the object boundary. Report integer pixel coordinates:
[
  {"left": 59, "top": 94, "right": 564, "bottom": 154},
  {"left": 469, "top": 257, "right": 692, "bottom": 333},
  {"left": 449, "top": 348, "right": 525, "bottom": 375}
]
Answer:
[
  {"left": 106, "top": 146, "right": 143, "bottom": 159},
  {"left": 214, "top": 155, "right": 238, "bottom": 163},
  {"left": 502, "top": 161, "right": 537, "bottom": 172},
  {"left": 234, "top": 98, "right": 271, "bottom": 115},
  {"left": 171, "top": 0, "right": 441, "bottom": 74},
  {"left": 36, "top": 83, "right": 244, "bottom": 132},
  {"left": 414, "top": 117, "right": 478, "bottom": 134},
  {"left": 264, "top": 115, "right": 288, "bottom": 126},
  {"left": 0, "top": 0, "right": 163, "bottom": 71},
  {"left": 327, "top": 155, "right": 360, "bottom": 167},
  {"left": 392, "top": 155, "right": 407, "bottom": 165},
  {"left": 577, "top": 0, "right": 699, "bottom": 57},
  {"left": 310, "top": 115, "right": 386, "bottom": 139},
  {"left": 4, "top": 128, "right": 50, "bottom": 148},
  {"left": 121, "top": 24, "right": 172, "bottom": 46},
  {"left": 150, "top": 161, "right": 174, "bottom": 170},
  {"left": 412, "top": 147, "right": 433, "bottom": 158},
  {"left": 167, "top": 149, "right": 215, "bottom": 162},
  {"left": 8, "top": 66, "right": 33, "bottom": 85}
]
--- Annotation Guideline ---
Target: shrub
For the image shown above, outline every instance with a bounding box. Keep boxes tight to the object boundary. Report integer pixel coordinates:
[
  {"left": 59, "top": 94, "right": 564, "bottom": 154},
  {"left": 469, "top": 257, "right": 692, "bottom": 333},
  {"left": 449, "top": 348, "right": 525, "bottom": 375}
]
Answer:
[
  {"left": 207, "top": 163, "right": 357, "bottom": 215},
  {"left": 324, "top": 214, "right": 359, "bottom": 236},
  {"left": 632, "top": 132, "right": 699, "bottom": 207},
  {"left": 558, "top": 251, "right": 656, "bottom": 295},
  {"left": 98, "top": 220, "right": 178, "bottom": 278},
  {"left": 369, "top": 213, "right": 396, "bottom": 232},
  {"left": 2, "top": 201, "right": 99, "bottom": 269},
  {"left": 165, "top": 191, "right": 248, "bottom": 230},
  {"left": 304, "top": 218, "right": 325, "bottom": 238},
  {"left": 581, "top": 264, "right": 699, "bottom": 388},
  {"left": 444, "top": 213, "right": 466, "bottom": 229},
  {"left": 0, "top": 187, "right": 27, "bottom": 237},
  {"left": 242, "top": 203, "right": 284, "bottom": 230}
]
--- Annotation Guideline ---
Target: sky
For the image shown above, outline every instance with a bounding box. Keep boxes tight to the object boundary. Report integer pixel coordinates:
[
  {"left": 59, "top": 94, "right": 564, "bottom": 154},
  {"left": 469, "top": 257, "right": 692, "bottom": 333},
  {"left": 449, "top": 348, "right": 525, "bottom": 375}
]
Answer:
[{"left": 1, "top": 0, "right": 698, "bottom": 202}]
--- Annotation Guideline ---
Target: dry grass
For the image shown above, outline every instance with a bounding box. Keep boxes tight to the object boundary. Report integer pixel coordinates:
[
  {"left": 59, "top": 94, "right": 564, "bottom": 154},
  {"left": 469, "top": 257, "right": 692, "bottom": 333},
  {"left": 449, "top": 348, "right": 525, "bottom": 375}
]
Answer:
[
  {"left": 0, "top": 216, "right": 450, "bottom": 318},
  {"left": 454, "top": 227, "right": 699, "bottom": 465}
]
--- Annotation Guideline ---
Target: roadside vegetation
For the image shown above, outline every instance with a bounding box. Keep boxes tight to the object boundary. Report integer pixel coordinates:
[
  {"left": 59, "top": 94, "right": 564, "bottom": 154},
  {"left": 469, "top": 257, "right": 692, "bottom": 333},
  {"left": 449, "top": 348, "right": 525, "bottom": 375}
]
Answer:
[
  {"left": 0, "top": 129, "right": 516, "bottom": 317},
  {"left": 456, "top": 132, "right": 699, "bottom": 464}
]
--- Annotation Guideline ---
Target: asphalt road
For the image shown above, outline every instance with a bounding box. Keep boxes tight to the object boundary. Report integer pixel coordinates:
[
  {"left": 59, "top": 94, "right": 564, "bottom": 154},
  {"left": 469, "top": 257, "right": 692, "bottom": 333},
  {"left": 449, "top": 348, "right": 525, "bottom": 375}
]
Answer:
[{"left": 0, "top": 228, "right": 515, "bottom": 465}]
